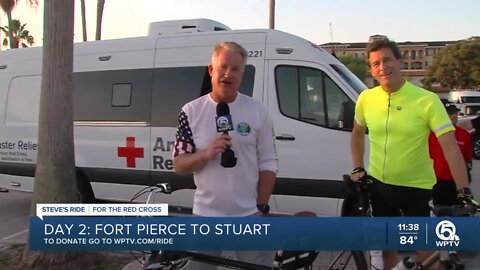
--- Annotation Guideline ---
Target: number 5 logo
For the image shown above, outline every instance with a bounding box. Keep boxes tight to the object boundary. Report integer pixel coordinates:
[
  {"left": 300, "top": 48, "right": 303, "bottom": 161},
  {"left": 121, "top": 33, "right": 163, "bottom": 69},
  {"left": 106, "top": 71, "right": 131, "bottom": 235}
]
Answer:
[{"left": 435, "top": 220, "right": 456, "bottom": 241}]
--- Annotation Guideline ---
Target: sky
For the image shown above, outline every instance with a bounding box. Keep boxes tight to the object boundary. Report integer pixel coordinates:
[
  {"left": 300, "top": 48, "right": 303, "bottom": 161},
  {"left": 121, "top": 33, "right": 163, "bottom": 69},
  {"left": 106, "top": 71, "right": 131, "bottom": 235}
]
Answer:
[{"left": 3, "top": 0, "right": 480, "bottom": 47}]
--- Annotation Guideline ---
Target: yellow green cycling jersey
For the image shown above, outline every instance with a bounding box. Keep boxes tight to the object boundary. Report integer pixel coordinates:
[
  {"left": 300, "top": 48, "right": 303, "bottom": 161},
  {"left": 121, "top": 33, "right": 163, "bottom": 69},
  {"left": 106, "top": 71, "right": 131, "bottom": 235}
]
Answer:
[{"left": 355, "top": 81, "right": 454, "bottom": 189}]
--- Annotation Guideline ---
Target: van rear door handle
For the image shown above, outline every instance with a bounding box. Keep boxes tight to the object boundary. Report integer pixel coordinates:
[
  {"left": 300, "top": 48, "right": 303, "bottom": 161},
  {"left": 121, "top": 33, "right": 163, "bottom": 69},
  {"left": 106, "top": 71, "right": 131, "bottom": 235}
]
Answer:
[{"left": 275, "top": 134, "right": 295, "bottom": 141}]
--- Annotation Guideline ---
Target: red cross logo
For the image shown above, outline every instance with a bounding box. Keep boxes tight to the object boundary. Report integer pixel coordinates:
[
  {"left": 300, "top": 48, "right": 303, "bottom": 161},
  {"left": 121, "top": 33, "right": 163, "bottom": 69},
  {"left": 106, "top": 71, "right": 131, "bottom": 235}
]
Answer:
[{"left": 117, "top": 137, "right": 144, "bottom": 168}]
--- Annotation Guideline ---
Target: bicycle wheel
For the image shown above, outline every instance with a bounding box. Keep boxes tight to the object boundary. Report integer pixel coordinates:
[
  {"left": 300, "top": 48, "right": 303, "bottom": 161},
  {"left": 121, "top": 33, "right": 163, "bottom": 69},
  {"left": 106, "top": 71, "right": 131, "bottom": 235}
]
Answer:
[{"left": 313, "top": 250, "right": 368, "bottom": 270}]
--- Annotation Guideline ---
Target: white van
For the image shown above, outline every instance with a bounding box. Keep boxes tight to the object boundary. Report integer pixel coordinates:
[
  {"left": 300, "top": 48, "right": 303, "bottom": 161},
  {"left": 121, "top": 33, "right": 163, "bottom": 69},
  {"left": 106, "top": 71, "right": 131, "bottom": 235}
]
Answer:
[
  {"left": 0, "top": 19, "right": 367, "bottom": 216},
  {"left": 448, "top": 90, "right": 480, "bottom": 116}
]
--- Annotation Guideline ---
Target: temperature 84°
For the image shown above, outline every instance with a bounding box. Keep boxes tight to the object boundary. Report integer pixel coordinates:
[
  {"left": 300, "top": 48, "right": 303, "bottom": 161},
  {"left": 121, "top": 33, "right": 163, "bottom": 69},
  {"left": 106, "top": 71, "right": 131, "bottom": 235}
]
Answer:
[{"left": 400, "top": 235, "right": 418, "bottom": 245}]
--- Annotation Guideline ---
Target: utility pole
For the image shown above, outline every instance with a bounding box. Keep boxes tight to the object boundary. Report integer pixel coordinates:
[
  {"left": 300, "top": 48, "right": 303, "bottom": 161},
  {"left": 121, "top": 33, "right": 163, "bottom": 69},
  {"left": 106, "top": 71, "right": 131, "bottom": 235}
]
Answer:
[
  {"left": 330, "top": 22, "right": 333, "bottom": 41},
  {"left": 269, "top": 0, "right": 275, "bottom": 29},
  {"left": 81, "top": 0, "right": 87, "bottom": 41}
]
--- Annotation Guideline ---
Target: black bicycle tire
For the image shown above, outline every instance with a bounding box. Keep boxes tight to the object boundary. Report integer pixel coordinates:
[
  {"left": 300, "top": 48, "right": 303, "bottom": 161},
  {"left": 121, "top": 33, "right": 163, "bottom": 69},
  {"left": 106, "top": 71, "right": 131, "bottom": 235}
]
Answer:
[{"left": 351, "top": 250, "right": 368, "bottom": 270}]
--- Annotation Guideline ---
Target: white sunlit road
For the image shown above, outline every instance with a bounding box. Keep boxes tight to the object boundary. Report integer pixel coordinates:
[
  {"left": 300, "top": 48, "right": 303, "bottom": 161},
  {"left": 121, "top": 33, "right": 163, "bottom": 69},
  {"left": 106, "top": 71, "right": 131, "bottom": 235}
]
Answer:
[
  {"left": 0, "top": 182, "right": 31, "bottom": 246},
  {"left": 1, "top": 164, "right": 480, "bottom": 268}
]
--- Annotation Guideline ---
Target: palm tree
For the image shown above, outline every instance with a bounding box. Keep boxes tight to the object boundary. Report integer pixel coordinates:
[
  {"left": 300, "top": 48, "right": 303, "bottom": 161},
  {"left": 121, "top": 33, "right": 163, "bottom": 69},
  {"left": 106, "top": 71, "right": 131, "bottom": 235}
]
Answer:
[
  {"left": 0, "top": 0, "right": 17, "bottom": 49},
  {"left": 95, "top": 0, "right": 105, "bottom": 40},
  {"left": 20, "top": 0, "right": 79, "bottom": 267},
  {"left": 0, "top": 0, "right": 37, "bottom": 49},
  {"left": 1, "top": 19, "right": 34, "bottom": 48}
]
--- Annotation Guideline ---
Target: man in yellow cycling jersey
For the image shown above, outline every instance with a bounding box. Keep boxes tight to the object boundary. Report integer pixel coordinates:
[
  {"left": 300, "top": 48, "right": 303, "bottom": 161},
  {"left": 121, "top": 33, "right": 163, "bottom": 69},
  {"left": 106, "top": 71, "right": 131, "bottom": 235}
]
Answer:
[{"left": 350, "top": 38, "right": 478, "bottom": 269}]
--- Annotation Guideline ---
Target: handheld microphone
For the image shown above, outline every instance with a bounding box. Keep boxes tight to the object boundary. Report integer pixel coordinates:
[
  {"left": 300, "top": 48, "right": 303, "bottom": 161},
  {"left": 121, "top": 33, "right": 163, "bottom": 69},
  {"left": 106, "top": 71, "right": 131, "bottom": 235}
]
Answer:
[{"left": 216, "top": 102, "right": 237, "bottom": 168}]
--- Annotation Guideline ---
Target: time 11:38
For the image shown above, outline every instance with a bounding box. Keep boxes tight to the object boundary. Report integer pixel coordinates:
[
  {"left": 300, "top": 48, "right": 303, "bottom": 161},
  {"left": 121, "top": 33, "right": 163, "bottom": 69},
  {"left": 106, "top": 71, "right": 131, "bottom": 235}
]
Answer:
[{"left": 398, "top": 224, "right": 420, "bottom": 231}]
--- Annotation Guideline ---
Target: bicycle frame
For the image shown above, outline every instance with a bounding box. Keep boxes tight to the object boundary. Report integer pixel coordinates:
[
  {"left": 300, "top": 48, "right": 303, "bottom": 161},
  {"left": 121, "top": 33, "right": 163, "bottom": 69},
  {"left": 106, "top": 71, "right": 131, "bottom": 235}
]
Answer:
[
  {"left": 173, "top": 251, "right": 271, "bottom": 270},
  {"left": 136, "top": 184, "right": 321, "bottom": 270},
  {"left": 137, "top": 183, "right": 369, "bottom": 270},
  {"left": 407, "top": 204, "right": 479, "bottom": 270},
  {"left": 343, "top": 175, "right": 479, "bottom": 270}
]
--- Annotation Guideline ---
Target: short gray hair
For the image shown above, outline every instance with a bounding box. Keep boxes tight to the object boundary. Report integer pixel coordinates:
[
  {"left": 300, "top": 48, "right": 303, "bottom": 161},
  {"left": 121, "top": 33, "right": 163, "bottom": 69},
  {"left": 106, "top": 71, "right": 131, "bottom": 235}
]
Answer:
[{"left": 211, "top": 41, "right": 248, "bottom": 66}]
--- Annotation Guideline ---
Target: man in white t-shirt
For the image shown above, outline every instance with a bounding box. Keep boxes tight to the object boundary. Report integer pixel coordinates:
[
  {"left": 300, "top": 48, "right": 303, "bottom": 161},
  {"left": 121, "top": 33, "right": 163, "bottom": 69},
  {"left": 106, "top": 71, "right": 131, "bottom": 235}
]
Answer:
[{"left": 172, "top": 41, "right": 278, "bottom": 269}]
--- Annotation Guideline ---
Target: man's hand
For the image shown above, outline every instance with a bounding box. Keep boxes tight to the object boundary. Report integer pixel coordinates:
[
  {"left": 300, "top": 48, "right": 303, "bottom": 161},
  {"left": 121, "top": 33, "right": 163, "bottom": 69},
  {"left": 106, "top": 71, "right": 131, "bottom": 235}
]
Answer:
[
  {"left": 457, "top": 187, "right": 480, "bottom": 211},
  {"left": 204, "top": 133, "right": 232, "bottom": 160},
  {"left": 350, "top": 167, "right": 366, "bottom": 181}
]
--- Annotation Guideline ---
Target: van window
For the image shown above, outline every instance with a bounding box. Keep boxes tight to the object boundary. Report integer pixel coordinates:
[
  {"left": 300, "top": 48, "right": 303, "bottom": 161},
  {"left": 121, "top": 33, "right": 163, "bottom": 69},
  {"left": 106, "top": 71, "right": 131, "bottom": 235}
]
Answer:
[
  {"left": 330, "top": 64, "right": 367, "bottom": 94},
  {"left": 74, "top": 69, "right": 152, "bottom": 122},
  {"left": 275, "top": 65, "right": 354, "bottom": 129},
  {"left": 112, "top": 84, "right": 132, "bottom": 107},
  {"left": 152, "top": 66, "right": 207, "bottom": 127},
  {"left": 6, "top": 75, "right": 41, "bottom": 123},
  {"left": 461, "top": 97, "right": 480, "bottom": 103},
  {"left": 465, "top": 106, "right": 480, "bottom": 115},
  {"left": 152, "top": 65, "right": 255, "bottom": 127}
]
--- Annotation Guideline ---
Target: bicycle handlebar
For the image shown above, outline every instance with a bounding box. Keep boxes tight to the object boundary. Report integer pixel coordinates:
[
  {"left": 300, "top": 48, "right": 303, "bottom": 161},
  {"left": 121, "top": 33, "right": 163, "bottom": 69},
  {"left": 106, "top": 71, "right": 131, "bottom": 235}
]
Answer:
[
  {"left": 145, "top": 184, "right": 173, "bottom": 204},
  {"left": 343, "top": 174, "right": 479, "bottom": 218},
  {"left": 155, "top": 183, "right": 172, "bottom": 194},
  {"left": 342, "top": 174, "right": 373, "bottom": 217},
  {"left": 432, "top": 204, "right": 479, "bottom": 217},
  {"left": 130, "top": 183, "right": 173, "bottom": 204}
]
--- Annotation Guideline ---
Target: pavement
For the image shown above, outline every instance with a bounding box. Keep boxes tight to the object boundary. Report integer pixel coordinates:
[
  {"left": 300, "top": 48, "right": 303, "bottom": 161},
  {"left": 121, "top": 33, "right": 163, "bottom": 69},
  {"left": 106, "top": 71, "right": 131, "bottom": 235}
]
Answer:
[{"left": 122, "top": 259, "right": 142, "bottom": 270}]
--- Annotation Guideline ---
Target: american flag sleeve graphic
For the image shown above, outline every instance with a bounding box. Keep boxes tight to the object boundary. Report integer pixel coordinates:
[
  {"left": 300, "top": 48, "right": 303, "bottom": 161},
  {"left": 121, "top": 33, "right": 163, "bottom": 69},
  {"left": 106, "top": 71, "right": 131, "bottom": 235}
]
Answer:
[{"left": 173, "top": 109, "right": 195, "bottom": 157}]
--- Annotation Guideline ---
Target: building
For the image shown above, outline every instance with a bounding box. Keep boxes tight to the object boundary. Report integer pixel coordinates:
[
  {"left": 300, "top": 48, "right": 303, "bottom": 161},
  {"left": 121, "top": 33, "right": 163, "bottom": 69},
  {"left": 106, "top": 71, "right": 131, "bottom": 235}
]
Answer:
[{"left": 319, "top": 35, "right": 458, "bottom": 92}]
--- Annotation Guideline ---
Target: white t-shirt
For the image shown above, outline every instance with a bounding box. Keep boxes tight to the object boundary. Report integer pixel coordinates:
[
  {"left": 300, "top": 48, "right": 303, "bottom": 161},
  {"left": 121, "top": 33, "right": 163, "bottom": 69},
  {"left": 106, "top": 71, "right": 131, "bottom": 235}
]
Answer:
[{"left": 173, "top": 93, "right": 278, "bottom": 216}]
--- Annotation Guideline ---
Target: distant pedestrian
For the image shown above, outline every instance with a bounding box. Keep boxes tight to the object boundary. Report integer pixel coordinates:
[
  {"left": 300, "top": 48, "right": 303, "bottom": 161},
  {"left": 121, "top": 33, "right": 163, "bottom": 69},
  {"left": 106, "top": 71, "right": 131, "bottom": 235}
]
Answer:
[{"left": 429, "top": 102, "right": 472, "bottom": 206}]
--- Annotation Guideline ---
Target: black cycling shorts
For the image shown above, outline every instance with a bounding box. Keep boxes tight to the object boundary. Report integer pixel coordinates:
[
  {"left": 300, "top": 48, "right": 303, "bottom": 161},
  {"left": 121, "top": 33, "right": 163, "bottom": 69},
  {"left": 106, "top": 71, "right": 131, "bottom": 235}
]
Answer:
[
  {"left": 370, "top": 177, "right": 432, "bottom": 217},
  {"left": 432, "top": 180, "right": 457, "bottom": 206}
]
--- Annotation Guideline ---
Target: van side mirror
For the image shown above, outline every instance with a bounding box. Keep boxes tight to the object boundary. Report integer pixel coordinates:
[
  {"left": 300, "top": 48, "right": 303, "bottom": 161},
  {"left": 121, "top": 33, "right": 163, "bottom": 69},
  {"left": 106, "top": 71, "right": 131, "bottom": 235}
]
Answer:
[{"left": 338, "top": 101, "right": 354, "bottom": 130}]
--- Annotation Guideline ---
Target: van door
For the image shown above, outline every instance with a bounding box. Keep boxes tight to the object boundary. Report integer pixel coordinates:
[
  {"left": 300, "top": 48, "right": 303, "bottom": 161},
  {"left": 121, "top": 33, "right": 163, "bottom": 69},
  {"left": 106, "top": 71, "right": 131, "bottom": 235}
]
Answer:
[
  {"left": 266, "top": 60, "right": 356, "bottom": 216},
  {"left": 73, "top": 41, "right": 154, "bottom": 199}
]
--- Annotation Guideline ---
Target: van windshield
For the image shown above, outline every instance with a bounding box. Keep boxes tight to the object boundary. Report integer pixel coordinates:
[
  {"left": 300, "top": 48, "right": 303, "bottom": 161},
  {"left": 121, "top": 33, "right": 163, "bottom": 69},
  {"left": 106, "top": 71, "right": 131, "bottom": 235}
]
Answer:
[
  {"left": 330, "top": 64, "right": 367, "bottom": 94},
  {"left": 461, "top": 96, "right": 480, "bottom": 103}
]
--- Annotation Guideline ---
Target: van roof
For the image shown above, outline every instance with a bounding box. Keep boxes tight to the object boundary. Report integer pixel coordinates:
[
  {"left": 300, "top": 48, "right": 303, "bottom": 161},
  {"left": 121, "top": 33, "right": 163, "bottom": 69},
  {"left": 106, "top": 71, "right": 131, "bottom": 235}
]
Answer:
[
  {"left": 0, "top": 21, "right": 342, "bottom": 75},
  {"left": 449, "top": 90, "right": 480, "bottom": 96},
  {"left": 148, "top": 19, "right": 231, "bottom": 36}
]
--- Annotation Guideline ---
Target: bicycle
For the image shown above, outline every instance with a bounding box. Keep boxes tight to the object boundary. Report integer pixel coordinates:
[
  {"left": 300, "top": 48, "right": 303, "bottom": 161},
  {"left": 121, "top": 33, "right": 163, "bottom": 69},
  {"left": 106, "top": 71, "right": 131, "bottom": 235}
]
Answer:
[
  {"left": 394, "top": 204, "right": 479, "bottom": 270},
  {"left": 342, "top": 174, "right": 480, "bottom": 270},
  {"left": 130, "top": 183, "right": 369, "bottom": 270}
]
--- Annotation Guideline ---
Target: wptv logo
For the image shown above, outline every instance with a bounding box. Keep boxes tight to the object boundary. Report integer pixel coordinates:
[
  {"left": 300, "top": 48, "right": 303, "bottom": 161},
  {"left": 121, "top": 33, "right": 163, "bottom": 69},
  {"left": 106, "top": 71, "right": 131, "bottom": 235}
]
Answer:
[{"left": 435, "top": 220, "right": 460, "bottom": 247}]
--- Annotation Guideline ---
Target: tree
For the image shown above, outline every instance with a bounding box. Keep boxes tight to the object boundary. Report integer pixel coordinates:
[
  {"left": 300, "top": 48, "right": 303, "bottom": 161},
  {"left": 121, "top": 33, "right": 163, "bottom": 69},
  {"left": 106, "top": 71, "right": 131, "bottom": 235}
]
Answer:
[
  {"left": 0, "top": 0, "right": 18, "bottom": 49},
  {"left": 1, "top": 19, "right": 34, "bottom": 48},
  {"left": 19, "top": 0, "right": 81, "bottom": 268},
  {"left": 95, "top": 0, "right": 105, "bottom": 40},
  {"left": 424, "top": 37, "right": 480, "bottom": 89},
  {"left": 0, "top": 0, "right": 37, "bottom": 49},
  {"left": 338, "top": 54, "right": 369, "bottom": 82}
]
